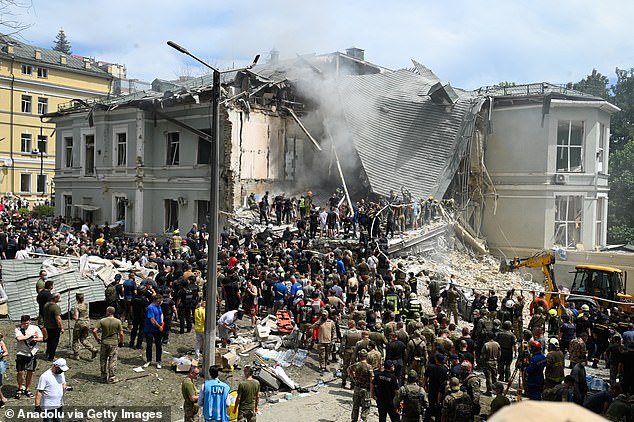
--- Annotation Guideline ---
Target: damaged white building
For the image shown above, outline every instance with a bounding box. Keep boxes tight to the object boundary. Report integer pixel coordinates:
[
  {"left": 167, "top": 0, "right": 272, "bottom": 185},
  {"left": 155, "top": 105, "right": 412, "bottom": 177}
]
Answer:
[{"left": 47, "top": 49, "right": 618, "bottom": 255}]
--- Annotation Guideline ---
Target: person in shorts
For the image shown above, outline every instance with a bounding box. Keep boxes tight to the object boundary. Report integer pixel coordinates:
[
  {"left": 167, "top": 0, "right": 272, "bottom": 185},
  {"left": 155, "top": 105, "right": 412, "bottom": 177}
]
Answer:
[
  {"left": 14, "top": 315, "right": 44, "bottom": 399},
  {"left": 0, "top": 332, "right": 9, "bottom": 406}
]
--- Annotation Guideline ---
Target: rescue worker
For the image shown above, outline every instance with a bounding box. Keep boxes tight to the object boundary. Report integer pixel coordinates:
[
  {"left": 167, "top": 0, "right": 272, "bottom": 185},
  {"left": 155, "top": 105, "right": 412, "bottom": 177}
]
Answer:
[
  {"left": 528, "top": 307, "right": 547, "bottom": 337},
  {"left": 441, "top": 377, "right": 473, "bottom": 422},
  {"left": 481, "top": 332, "right": 501, "bottom": 395},
  {"left": 366, "top": 341, "right": 383, "bottom": 372},
  {"left": 341, "top": 320, "right": 362, "bottom": 389},
  {"left": 568, "top": 332, "right": 588, "bottom": 369},
  {"left": 496, "top": 320, "right": 517, "bottom": 382},
  {"left": 558, "top": 314, "right": 576, "bottom": 357},
  {"left": 523, "top": 340, "right": 547, "bottom": 400},
  {"left": 460, "top": 361, "right": 481, "bottom": 417},
  {"left": 313, "top": 309, "right": 336, "bottom": 374},
  {"left": 544, "top": 337, "right": 565, "bottom": 389},
  {"left": 405, "top": 330, "right": 427, "bottom": 385},
  {"left": 71, "top": 292, "right": 98, "bottom": 360},
  {"left": 591, "top": 315, "right": 611, "bottom": 369},
  {"left": 384, "top": 287, "right": 402, "bottom": 318},
  {"left": 397, "top": 369, "right": 428, "bottom": 422},
  {"left": 404, "top": 293, "right": 423, "bottom": 322},
  {"left": 348, "top": 349, "right": 374, "bottom": 422},
  {"left": 529, "top": 292, "right": 549, "bottom": 315},
  {"left": 512, "top": 294, "right": 526, "bottom": 339},
  {"left": 445, "top": 284, "right": 459, "bottom": 326},
  {"left": 428, "top": 277, "right": 442, "bottom": 309}
]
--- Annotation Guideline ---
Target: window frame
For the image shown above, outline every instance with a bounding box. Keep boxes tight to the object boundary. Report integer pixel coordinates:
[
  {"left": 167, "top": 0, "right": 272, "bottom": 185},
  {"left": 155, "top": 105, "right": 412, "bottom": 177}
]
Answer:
[
  {"left": 20, "top": 133, "right": 32, "bottom": 153},
  {"left": 595, "top": 196, "right": 606, "bottom": 248},
  {"left": 64, "top": 135, "right": 73, "bottom": 168},
  {"left": 554, "top": 195, "right": 583, "bottom": 249},
  {"left": 556, "top": 120, "right": 585, "bottom": 173},
  {"left": 21, "top": 95, "right": 32, "bottom": 113},
  {"left": 37, "top": 97, "right": 48, "bottom": 115},
  {"left": 37, "top": 135, "right": 48, "bottom": 154},
  {"left": 36, "top": 173, "right": 47, "bottom": 194},
  {"left": 84, "top": 134, "right": 96, "bottom": 176},
  {"left": 37, "top": 67, "right": 48, "bottom": 78},
  {"left": 21, "top": 64, "right": 32, "bottom": 75},
  {"left": 113, "top": 130, "right": 127, "bottom": 167},
  {"left": 166, "top": 132, "right": 180, "bottom": 166},
  {"left": 20, "top": 173, "right": 31, "bottom": 193},
  {"left": 164, "top": 199, "right": 179, "bottom": 231},
  {"left": 597, "top": 123, "right": 607, "bottom": 174}
]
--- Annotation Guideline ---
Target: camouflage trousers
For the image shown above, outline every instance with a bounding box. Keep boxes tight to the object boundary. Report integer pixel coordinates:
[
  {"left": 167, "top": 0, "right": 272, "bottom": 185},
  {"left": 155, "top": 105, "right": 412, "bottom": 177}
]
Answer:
[
  {"left": 100, "top": 343, "right": 118, "bottom": 381},
  {"left": 351, "top": 386, "right": 371, "bottom": 422},
  {"left": 72, "top": 322, "right": 97, "bottom": 356},
  {"left": 513, "top": 318, "right": 524, "bottom": 340},
  {"left": 184, "top": 404, "right": 199, "bottom": 422},
  {"left": 483, "top": 360, "right": 498, "bottom": 393},
  {"left": 341, "top": 350, "right": 354, "bottom": 383},
  {"left": 446, "top": 303, "right": 459, "bottom": 325},
  {"left": 318, "top": 343, "right": 332, "bottom": 370},
  {"left": 237, "top": 408, "right": 257, "bottom": 422},
  {"left": 408, "top": 359, "right": 426, "bottom": 386}
]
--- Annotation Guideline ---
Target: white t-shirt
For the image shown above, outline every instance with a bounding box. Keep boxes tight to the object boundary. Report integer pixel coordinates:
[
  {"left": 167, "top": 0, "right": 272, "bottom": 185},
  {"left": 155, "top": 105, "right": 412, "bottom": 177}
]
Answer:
[
  {"left": 218, "top": 310, "right": 238, "bottom": 327},
  {"left": 37, "top": 368, "right": 65, "bottom": 410},
  {"left": 15, "top": 324, "right": 43, "bottom": 356}
]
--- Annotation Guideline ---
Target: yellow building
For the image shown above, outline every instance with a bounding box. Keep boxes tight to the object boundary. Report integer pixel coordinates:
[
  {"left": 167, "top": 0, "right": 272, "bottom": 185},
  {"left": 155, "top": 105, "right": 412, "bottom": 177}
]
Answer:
[{"left": 0, "top": 34, "right": 112, "bottom": 205}]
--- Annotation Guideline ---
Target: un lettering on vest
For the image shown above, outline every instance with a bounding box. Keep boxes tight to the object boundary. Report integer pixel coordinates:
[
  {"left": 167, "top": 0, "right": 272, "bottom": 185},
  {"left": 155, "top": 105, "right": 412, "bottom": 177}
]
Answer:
[{"left": 210, "top": 386, "right": 225, "bottom": 395}]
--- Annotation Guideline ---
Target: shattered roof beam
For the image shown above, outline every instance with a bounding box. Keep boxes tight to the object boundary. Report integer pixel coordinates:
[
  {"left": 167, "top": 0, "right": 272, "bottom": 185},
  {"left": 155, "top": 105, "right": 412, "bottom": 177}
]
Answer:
[{"left": 281, "top": 106, "right": 322, "bottom": 151}]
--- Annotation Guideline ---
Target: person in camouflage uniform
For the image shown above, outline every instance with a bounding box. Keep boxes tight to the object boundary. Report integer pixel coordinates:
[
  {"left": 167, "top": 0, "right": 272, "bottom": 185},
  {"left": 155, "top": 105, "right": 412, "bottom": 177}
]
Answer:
[
  {"left": 460, "top": 361, "right": 481, "bottom": 416},
  {"left": 405, "top": 331, "right": 428, "bottom": 386},
  {"left": 71, "top": 293, "right": 98, "bottom": 360},
  {"left": 528, "top": 307, "right": 547, "bottom": 336},
  {"left": 496, "top": 320, "right": 517, "bottom": 382},
  {"left": 366, "top": 341, "right": 383, "bottom": 372},
  {"left": 446, "top": 284, "right": 460, "bottom": 325},
  {"left": 396, "top": 369, "right": 428, "bottom": 422},
  {"left": 568, "top": 332, "right": 588, "bottom": 369},
  {"left": 341, "top": 320, "right": 362, "bottom": 388},
  {"left": 512, "top": 295, "right": 526, "bottom": 339},
  {"left": 441, "top": 377, "right": 474, "bottom": 422},
  {"left": 348, "top": 349, "right": 374, "bottom": 422}
]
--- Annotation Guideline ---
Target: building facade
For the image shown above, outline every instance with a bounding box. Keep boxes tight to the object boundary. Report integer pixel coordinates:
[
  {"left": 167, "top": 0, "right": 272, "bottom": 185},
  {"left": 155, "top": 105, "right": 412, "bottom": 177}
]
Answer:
[
  {"left": 0, "top": 35, "right": 112, "bottom": 205},
  {"left": 480, "top": 84, "right": 618, "bottom": 253}
]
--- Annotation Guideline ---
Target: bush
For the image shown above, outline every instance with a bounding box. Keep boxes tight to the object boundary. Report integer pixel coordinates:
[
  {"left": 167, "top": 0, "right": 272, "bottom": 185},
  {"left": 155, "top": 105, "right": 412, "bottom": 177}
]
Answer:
[
  {"left": 31, "top": 205, "right": 55, "bottom": 218},
  {"left": 17, "top": 207, "right": 29, "bottom": 216}
]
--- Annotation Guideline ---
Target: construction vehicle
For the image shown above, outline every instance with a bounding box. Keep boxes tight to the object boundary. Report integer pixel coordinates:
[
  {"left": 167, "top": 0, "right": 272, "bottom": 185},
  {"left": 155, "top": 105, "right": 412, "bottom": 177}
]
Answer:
[
  {"left": 567, "top": 264, "right": 633, "bottom": 313},
  {"left": 500, "top": 252, "right": 633, "bottom": 313},
  {"left": 499, "top": 252, "right": 566, "bottom": 314}
]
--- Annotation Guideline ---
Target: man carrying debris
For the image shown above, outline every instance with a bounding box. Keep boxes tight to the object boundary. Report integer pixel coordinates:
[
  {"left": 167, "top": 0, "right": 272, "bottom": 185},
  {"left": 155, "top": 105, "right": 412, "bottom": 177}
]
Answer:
[{"left": 313, "top": 309, "right": 336, "bottom": 374}]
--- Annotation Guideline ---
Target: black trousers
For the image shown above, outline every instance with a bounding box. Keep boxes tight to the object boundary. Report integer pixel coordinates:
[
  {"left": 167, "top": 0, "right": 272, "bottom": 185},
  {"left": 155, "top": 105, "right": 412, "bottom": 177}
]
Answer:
[
  {"left": 130, "top": 320, "right": 144, "bottom": 348},
  {"left": 377, "top": 402, "right": 400, "bottom": 422},
  {"left": 145, "top": 331, "right": 162, "bottom": 363},
  {"left": 46, "top": 328, "right": 61, "bottom": 360},
  {"left": 179, "top": 307, "right": 192, "bottom": 333}
]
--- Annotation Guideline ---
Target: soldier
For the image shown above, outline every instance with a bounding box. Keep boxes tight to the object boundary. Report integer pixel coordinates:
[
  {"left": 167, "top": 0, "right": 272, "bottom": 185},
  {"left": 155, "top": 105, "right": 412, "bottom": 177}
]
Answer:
[
  {"left": 396, "top": 369, "right": 428, "bottom": 422},
  {"left": 481, "top": 332, "right": 501, "bottom": 395},
  {"left": 460, "top": 361, "right": 481, "bottom": 417},
  {"left": 496, "top": 320, "right": 517, "bottom": 382},
  {"left": 341, "top": 320, "right": 362, "bottom": 389},
  {"left": 420, "top": 317, "right": 436, "bottom": 351},
  {"left": 313, "top": 309, "right": 336, "bottom": 374},
  {"left": 428, "top": 277, "right": 442, "bottom": 309},
  {"left": 528, "top": 307, "right": 547, "bottom": 337},
  {"left": 512, "top": 294, "right": 526, "bottom": 339},
  {"left": 348, "top": 349, "right": 374, "bottom": 422},
  {"left": 445, "top": 284, "right": 459, "bottom": 326},
  {"left": 71, "top": 293, "right": 98, "bottom": 360},
  {"left": 568, "top": 332, "right": 588, "bottom": 369},
  {"left": 474, "top": 309, "right": 493, "bottom": 366},
  {"left": 441, "top": 377, "right": 474, "bottom": 422},
  {"left": 405, "top": 331, "right": 427, "bottom": 385},
  {"left": 92, "top": 306, "right": 124, "bottom": 384},
  {"left": 366, "top": 341, "right": 383, "bottom": 372}
]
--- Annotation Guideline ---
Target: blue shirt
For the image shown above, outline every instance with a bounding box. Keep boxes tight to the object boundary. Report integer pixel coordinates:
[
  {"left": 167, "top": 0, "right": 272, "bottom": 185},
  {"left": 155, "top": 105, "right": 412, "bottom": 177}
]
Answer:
[
  {"left": 290, "top": 282, "right": 303, "bottom": 297},
  {"left": 144, "top": 303, "right": 163, "bottom": 333},
  {"left": 336, "top": 259, "right": 346, "bottom": 274},
  {"left": 273, "top": 282, "right": 287, "bottom": 300},
  {"left": 123, "top": 279, "right": 136, "bottom": 300},
  {"left": 198, "top": 378, "right": 230, "bottom": 422}
]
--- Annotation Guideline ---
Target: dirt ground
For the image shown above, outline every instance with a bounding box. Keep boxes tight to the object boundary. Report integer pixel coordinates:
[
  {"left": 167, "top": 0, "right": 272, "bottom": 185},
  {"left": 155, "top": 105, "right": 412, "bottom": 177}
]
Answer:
[{"left": 0, "top": 314, "right": 611, "bottom": 422}]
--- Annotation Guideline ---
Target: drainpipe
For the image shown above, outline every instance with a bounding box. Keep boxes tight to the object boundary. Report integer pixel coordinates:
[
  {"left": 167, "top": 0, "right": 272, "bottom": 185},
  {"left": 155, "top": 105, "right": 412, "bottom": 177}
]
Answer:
[{"left": 9, "top": 56, "right": 15, "bottom": 195}]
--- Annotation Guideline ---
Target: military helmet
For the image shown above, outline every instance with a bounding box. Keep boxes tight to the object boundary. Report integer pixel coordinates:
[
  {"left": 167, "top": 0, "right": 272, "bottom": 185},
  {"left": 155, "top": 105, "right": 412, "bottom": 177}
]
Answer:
[
  {"left": 503, "top": 320, "right": 512, "bottom": 330},
  {"left": 358, "top": 349, "right": 368, "bottom": 357}
]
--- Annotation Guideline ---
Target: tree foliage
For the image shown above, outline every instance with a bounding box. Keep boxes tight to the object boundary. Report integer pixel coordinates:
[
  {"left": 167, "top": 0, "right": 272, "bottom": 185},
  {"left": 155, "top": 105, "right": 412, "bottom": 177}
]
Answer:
[
  {"left": 52, "top": 28, "right": 71, "bottom": 55},
  {"left": 610, "top": 68, "right": 634, "bottom": 149},
  {"left": 568, "top": 68, "right": 610, "bottom": 100}
]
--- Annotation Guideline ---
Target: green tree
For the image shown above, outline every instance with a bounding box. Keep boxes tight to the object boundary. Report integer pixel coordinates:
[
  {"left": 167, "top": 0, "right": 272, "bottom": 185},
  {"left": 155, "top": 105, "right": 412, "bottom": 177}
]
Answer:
[
  {"left": 607, "top": 138, "right": 634, "bottom": 244},
  {"left": 568, "top": 68, "right": 610, "bottom": 100},
  {"left": 52, "top": 28, "right": 71, "bottom": 55},
  {"left": 610, "top": 68, "right": 634, "bottom": 149}
]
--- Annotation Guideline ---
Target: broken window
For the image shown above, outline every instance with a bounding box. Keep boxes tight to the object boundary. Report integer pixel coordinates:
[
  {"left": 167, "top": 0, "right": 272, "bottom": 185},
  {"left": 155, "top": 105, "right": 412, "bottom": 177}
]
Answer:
[
  {"left": 64, "top": 136, "right": 73, "bottom": 167},
  {"left": 595, "top": 196, "right": 605, "bottom": 248},
  {"left": 116, "top": 132, "right": 127, "bottom": 166},
  {"left": 85, "top": 134, "right": 95, "bottom": 176},
  {"left": 115, "top": 196, "right": 126, "bottom": 222},
  {"left": 597, "top": 123, "right": 606, "bottom": 173},
  {"left": 554, "top": 195, "right": 582, "bottom": 248},
  {"left": 164, "top": 199, "right": 179, "bottom": 231},
  {"left": 166, "top": 132, "right": 179, "bottom": 166},
  {"left": 196, "top": 200, "right": 210, "bottom": 227},
  {"left": 557, "top": 120, "right": 584, "bottom": 172}
]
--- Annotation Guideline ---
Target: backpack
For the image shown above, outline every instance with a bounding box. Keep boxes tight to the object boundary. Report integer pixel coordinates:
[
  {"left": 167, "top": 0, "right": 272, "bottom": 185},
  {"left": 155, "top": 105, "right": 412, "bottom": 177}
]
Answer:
[
  {"left": 105, "top": 284, "right": 117, "bottom": 303},
  {"left": 401, "top": 385, "right": 425, "bottom": 417},
  {"left": 184, "top": 285, "right": 196, "bottom": 307},
  {"left": 453, "top": 392, "right": 474, "bottom": 422},
  {"left": 349, "top": 282, "right": 358, "bottom": 294}
]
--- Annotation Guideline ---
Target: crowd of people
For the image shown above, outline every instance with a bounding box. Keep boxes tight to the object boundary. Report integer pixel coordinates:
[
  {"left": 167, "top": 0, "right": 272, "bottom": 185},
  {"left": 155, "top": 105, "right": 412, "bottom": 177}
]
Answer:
[{"left": 0, "top": 190, "right": 632, "bottom": 421}]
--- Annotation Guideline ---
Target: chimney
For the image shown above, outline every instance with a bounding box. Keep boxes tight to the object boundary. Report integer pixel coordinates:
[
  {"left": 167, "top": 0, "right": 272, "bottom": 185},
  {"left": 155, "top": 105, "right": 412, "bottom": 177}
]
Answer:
[
  {"left": 60, "top": 55, "right": 67, "bottom": 65},
  {"left": 34, "top": 49, "right": 41, "bottom": 60},
  {"left": 269, "top": 48, "right": 279, "bottom": 64},
  {"left": 6, "top": 43, "right": 14, "bottom": 55},
  {"left": 346, "top": 47, "right": 365, "bottom": 61},
  {"left": 83, "top": 58, "right": 91, "bottom": 69},
  {"left": 429, "top": 82, "right": 459, "bottom": 105}
]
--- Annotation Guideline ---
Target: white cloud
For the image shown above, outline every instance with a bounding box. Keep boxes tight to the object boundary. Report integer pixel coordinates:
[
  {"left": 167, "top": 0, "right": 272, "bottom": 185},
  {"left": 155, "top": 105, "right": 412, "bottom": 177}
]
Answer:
[{"left": 8, "top": 0, "right": 634, "bottom": 89}]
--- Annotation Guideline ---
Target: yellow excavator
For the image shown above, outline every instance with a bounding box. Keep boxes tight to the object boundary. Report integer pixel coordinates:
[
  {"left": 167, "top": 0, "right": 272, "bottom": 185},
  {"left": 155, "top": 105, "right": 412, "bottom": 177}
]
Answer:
[
  {"left": 499, "top": 252, "right": 566, "bottom": 313},
  {"left": 500, "top": 252, "right": 634, "bottom": 313}
]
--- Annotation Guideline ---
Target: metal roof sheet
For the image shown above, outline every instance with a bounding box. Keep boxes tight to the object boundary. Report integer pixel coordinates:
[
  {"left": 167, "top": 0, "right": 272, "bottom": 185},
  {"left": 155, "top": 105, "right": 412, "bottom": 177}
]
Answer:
[
  {"left": 334, "top": 69, "right": 485, "bottom": 200},
  {"left": 0, "top": 34, "right": 111, "bottom": 79},
  {"left": 2, "top": 258, "right": 105, "bottom": 321}
]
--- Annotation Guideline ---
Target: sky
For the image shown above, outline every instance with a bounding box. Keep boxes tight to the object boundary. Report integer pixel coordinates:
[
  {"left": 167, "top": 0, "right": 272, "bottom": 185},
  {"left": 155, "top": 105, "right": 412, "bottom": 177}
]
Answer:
[{"left": 7, "top": 0, "right": 634, "bottom": 90}]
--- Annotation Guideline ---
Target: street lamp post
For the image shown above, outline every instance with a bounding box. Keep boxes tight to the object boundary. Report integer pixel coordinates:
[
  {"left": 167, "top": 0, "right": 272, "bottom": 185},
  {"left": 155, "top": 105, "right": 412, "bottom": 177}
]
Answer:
[{"left": 167, "top": 41, "right": 258, "bottom": 377}]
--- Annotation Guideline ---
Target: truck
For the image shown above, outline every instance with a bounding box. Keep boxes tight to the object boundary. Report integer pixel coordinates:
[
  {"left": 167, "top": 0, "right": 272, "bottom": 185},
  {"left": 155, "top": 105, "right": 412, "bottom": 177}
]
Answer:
[{"left": 499, "top": 252, "right": 633, "bottom": 314}]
